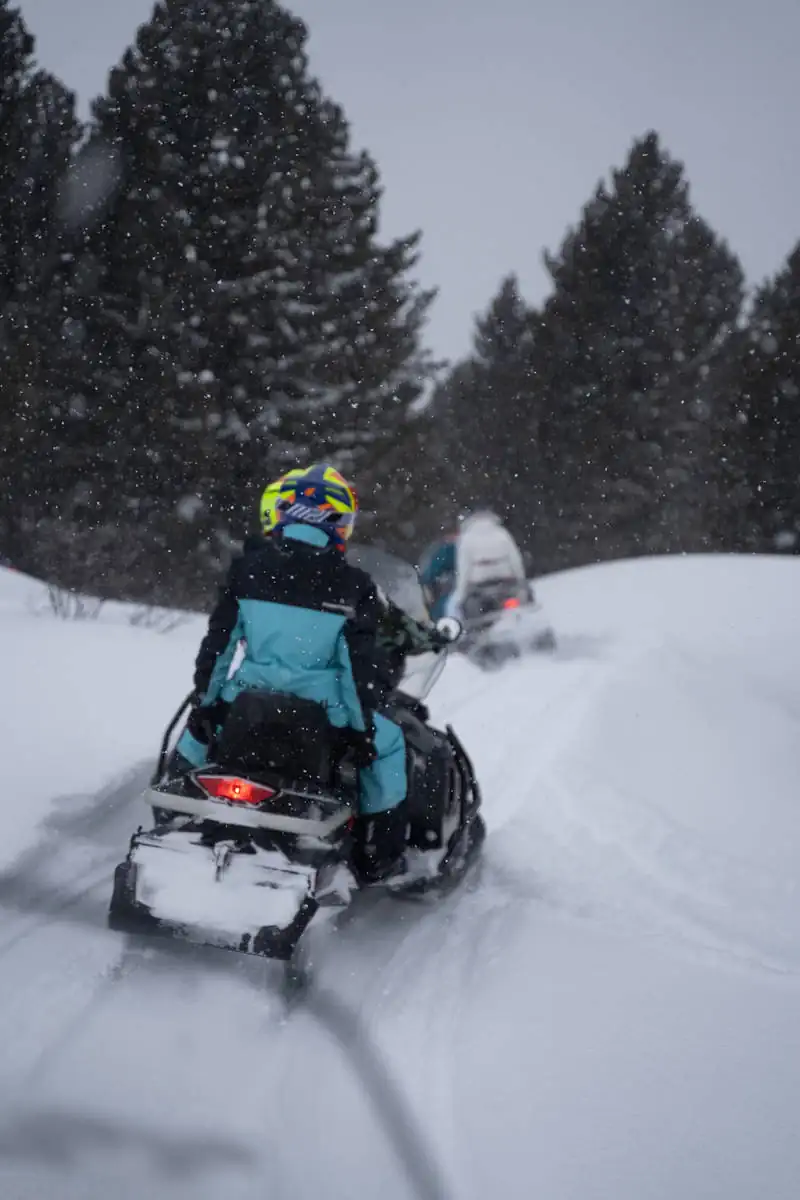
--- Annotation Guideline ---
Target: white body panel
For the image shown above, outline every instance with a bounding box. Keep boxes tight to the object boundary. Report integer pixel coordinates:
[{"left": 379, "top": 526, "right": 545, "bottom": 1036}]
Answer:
[
  {"left": 450, "top": 514, "right": 527, "bottom": 614},
  {"left": 130, "top": 829, "right": 315, "bottom": 939}
]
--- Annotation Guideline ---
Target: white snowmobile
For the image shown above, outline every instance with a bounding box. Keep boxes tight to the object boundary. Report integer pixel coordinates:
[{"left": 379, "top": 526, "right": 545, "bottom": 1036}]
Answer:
[
  {"left": 459, "top": 579, "right": 556, "bottom": 669},
  {"left": 108, "top": 623, "right": 484, "bottom": 962},
  {"left": 449, "top": 513, "right": 556, "bottom": 670}
]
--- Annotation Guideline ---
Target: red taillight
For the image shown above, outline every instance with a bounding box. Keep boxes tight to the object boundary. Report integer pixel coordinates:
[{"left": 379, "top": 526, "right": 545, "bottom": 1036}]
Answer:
[
  {"left": 196, "top": 774, "right": 276, "bottom": 805},
  {"left": 503, "top": 597, "right": 521, "bottom": 610}
]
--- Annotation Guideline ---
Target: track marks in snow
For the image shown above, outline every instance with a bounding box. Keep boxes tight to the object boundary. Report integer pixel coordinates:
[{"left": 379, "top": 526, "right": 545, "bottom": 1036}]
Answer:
[
  {"left": 0, "top": 767, "right": 149, "bottom": 964},
  {"left": 480, "top": 641, "right": 800, "bottom": 978},
  {"left": 0, "top": 764, "right": 170, "bottom": 1094},
  {"left": 313, "top": 874, "right": 499, "bottom": 1192},
  {"left": 453, "top": 654, "right": 614, "bottom": 836},
  {"left": 0, "top": 1105, "right": 257, "bottom": 1188},
  {"left": 535, "top": 766, "right": 800, "bottom": 977}
]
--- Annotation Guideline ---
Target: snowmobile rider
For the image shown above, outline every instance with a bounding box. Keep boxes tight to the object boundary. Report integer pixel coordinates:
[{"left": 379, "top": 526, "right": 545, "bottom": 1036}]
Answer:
[
  {"left": 175, "top": 464, "right": 412, "bottom": 882},
  {"left": 260, "top": 470, "right": 447, "bottom": 693},
  {"left": 420, "top": 512, "right": 528, "bottom": 623},
  {"left": 418, "top": 534, "right": 458, "bottom": 621}
]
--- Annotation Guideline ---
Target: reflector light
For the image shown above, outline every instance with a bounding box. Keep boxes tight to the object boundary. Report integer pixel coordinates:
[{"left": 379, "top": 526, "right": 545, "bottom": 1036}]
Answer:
[
  {"left": 503, "top": 597, "right": 521, "bottom": 609},
  {"left": 196, "top": 775, "right": 276, "bottom": 805}
]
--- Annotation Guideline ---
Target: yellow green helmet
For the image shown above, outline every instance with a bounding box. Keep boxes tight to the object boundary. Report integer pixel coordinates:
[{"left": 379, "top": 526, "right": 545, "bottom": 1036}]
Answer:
[
  {"left": 275, "top": 463, "right": 358, "bottom": 550},
  {"left": 259, "top": 474, "right": 286, "bottom": 533}
]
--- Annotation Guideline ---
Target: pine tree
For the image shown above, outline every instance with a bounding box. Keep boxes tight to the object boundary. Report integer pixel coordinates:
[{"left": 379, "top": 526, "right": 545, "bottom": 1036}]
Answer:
[
  {"left": 530, "top": 132, "right": 744, "bottom": 565},
  {"left": 736, "top": 246, "right": 800, "bottom": 552},
  {"left": 467, "top": 277, "right": 536, "bottom": 491},
  {"left": 0, "top": 1, "right": 79, "bottom": 567},
  {"left": 51, "top": 0, "right": 434, "bottom": 604},
  {"left": 430, "top": 359, "right": 482, "bottom": 505},
  {"left": 432, "top": 276, "right": 544, "bottom": 562}
]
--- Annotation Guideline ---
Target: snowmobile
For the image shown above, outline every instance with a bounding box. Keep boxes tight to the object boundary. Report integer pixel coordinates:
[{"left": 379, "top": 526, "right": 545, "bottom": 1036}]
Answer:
[
  {"left": 108, "top": 633, "right": 484, "bottom": 962},
  {"left": 458, "top": 578, "right": 556, "bottom": 670},
  {"left": 419, "top": 516, "right": 556, "bottom": 671}
]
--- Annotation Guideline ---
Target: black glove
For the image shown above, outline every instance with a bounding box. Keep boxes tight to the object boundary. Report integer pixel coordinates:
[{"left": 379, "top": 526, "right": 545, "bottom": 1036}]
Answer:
[
  {"left": 347, "top": 728, "right": 377, "bottom": 768},
  {"left": 187, "top": 700, "right": 225, "bottom": 745}
]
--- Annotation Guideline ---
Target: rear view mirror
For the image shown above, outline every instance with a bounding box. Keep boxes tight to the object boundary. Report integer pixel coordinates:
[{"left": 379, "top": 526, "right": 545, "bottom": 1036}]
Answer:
[{"left": 435, "top": 616, "right": 463, "bottom": 644}]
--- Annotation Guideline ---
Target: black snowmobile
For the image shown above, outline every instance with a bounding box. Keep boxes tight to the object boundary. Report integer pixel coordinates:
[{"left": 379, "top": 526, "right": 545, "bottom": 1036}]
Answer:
[
  {"left": 459, "top": 578, "right": 556, "bottom": 669},
  {"left": 108, "top": 626, "right": 484, "bottom": 962}
]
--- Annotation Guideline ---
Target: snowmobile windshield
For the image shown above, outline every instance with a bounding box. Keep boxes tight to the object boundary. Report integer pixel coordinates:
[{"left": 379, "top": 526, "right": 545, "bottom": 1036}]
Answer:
[
  {"left": 348, "top": 545, "right": 446, "bottom": 700},
  {"left": 400, "top": 649, "right": 447, "bottom": 702},
  {"left": 347, "top": 544, "right": 430, "bottom": 623}
]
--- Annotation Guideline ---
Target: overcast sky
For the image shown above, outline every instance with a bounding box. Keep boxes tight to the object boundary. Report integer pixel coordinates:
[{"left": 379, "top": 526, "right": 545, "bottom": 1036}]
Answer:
[{"left": 18, "top": 0, "right": 800, "bottom": 362}]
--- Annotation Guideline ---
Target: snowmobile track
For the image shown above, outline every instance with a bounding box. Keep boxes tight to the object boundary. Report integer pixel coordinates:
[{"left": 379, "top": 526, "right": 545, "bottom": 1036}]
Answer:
[{"left": 0, "top": 765, "right": 152, "bottom": 960}]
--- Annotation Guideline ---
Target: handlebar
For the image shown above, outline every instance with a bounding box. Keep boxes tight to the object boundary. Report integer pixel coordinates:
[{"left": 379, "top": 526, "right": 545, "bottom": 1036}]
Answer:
[{"left": 152, "top": 692, "right": 195, "bottom": 784}]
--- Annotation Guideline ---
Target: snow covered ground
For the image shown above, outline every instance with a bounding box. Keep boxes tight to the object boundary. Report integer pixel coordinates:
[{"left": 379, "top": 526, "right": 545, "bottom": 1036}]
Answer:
[{"left": 2, "top": 554, "right": 800, "bottom": 1199}]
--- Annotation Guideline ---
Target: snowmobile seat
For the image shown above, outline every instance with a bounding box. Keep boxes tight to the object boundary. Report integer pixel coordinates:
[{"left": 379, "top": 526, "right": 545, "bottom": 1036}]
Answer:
[{"left": 215, "top": 690, "right": 341, "bottom": 785}]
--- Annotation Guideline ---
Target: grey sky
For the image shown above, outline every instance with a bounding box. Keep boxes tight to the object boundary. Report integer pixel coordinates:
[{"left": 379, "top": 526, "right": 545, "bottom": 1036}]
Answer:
[{"left": 18, "top": 0, "right": 800, "bottom": 362}]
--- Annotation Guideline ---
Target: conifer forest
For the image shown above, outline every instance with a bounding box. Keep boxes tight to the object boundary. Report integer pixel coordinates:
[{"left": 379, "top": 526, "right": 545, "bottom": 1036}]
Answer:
[{"left": 1, "top": 0, "right": 798, "bottom": 607}]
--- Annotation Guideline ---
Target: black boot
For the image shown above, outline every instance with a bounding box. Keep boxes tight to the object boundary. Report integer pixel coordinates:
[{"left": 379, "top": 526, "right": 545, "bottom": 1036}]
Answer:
[{"left": 352, "top": 805, "right": 409, "bottom": 884}]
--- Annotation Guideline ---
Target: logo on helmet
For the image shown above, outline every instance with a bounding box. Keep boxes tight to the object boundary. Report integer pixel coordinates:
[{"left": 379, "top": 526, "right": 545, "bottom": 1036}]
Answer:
[{"left": 284, "top": 501, "right": 333, "bottom": 525}]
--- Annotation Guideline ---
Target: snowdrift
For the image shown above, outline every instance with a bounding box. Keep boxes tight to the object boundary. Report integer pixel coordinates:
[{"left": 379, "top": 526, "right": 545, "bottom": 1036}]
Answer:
[
  {"left": 456, "top": 554, "right": 800, "bottom": 972},
  {"left": 1, "top": 554, "right": 800, "bottom": 1200},
  {"left": 0, "top": 566, "right": 204, "bottom": 867}
]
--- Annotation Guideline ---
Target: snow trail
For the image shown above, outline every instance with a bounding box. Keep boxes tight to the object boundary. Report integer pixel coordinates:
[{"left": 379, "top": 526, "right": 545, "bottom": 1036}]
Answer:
[{"left": 2, "top": 555, "right": 800, "bottom": 1199}]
